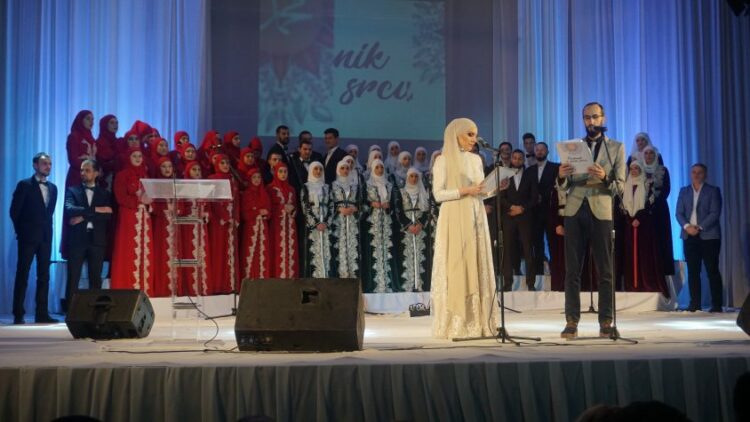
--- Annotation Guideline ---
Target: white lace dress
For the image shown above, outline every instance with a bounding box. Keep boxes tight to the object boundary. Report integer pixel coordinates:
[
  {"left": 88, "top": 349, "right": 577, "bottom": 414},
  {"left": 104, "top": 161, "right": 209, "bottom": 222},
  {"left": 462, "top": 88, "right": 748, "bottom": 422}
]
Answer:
[{"left": 430, "top": 152, "right": 499, "bottom": 339}]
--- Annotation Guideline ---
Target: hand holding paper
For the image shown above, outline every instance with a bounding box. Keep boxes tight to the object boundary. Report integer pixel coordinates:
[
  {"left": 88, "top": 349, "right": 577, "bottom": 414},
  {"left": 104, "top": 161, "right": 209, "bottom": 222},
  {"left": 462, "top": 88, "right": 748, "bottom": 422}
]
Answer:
[{"left": 556, "top": 140, "right": 594, "bottom": 175}]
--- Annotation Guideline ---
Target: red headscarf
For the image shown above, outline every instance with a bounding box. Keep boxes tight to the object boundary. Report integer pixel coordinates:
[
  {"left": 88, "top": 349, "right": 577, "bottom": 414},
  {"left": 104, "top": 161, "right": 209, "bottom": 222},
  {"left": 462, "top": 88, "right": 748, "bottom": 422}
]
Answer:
[
  {"left": 249, "top": 136, "right": 263, "bottom": 158},
  {"left": 96, "top": 114, "right": 118, "bottom": 164},
  {"left": 70, "top": 110, "right": 96, "bottom": 143},
  {"left": 149, "top": 137, "right": 169, "bottom": 161},
  {"left": 208, "top": 153, "right": 232, "bottom": 180},
  {"left": 199, "top": 130, "right": 220, "bottom": 153},
  {"left": 183, "top": 161, "right": 202, "bottom": 179},
  {"left": 123, "top": 147, "right": 147, "bottom": 178},
  {"left": 244, "top": 167, "right": 271, "bottom": 207},
  {"left": 238, "top": 147, "right": 257, "bottom": 174},
  {"left": 154, "top": 156, "right": 174, "bottom": 179},
  {"left": 131, "top": 120, "right": 152, "bottom": 139},
  {"left": 267, "top": 162, "right": 293, "bottom": 196},
  {"left": 222, "top": 131, "right": 241, "bottom": 164},
  {"left": 173, "top": 131, "right": 189, "bottom": 148}
]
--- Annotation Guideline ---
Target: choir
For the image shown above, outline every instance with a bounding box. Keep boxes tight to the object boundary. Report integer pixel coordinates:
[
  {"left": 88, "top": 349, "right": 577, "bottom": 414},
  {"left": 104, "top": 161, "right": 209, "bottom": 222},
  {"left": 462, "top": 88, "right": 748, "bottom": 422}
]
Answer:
[{"left": 59, "top": 111, "right": 675, "bottom": 298}]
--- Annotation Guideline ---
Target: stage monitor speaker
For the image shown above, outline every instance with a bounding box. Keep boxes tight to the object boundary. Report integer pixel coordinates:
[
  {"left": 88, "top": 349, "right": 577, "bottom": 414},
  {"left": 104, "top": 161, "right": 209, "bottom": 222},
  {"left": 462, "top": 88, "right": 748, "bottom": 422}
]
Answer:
[
  {"left": 235, "top": 278, "right": 364, "bottom": 352},
  {"left": 65, "top": 289, "right": 155, "bottom": 339},
  {"left": 737, "top": 294, "right": 750, "bottom": 337}
]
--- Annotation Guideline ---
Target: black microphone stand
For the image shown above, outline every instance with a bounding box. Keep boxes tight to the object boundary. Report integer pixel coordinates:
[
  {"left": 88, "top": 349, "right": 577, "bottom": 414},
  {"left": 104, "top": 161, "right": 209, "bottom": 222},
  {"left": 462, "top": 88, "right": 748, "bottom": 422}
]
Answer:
[
  {"left": 570, "top": 129, "right": 637, "bottom": 343},
  {"left": 455, "top": 141, "right": 540, "bottom": 344}
]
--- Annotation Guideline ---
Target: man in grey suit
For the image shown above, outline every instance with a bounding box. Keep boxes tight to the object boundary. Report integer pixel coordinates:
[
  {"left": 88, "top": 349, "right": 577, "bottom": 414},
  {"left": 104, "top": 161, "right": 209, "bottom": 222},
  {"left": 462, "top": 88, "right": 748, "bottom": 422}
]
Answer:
[
  {"left": 675, "top": 163, "right": 723, "bottom": 312},
  {"left": 557, "top": 102, "right": 626, "bottom": 339}
]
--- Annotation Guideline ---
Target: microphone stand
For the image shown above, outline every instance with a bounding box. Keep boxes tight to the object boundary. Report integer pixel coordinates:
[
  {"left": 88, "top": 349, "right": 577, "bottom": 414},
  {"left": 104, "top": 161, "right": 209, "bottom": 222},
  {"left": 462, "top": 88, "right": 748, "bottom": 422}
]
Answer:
[{"left": 455, "top": 141, "right": 540, "bottom": 345}]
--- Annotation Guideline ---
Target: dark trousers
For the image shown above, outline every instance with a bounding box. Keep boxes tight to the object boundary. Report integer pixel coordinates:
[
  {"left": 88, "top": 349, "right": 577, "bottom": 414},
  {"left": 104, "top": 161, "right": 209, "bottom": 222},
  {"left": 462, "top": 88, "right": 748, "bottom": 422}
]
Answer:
[
  {"left": 502, "top": 215, "right": 535, "bottom": 289},
  {"left": 531, "top": 211, "right": 554, "bottom": 275},
  {"left": 13, "top": 239, "right": 51, "bottom": 318},
  {"left": 65, "top": 233, "right": 105, "bottom": 304},
  {"left": 683, "top": 237, "right": 723, "bottom": 308},
  {"left": 564, "top": 200, "right": 613, "bottom": 323}
]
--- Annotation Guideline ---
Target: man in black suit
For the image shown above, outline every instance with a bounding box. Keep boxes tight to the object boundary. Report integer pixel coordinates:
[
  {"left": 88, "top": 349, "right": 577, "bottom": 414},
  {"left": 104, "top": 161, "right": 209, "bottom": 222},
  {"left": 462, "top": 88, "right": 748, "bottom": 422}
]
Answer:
[
  {"left": 288, "top": 138, "right": 315, "bottom": 192},
  {"left": 322, "top": 128, "right": 349, "bottom": 184},
  {"left": 499, "top": 150, "right": 538, "bottom": 291},
  {"left": 10, "top": 152, "right": 58, "bottom": 324},
  {"left": 267, "top": 125, "right": 291, "bottom": 165},
  {"left": 298, "top": 130, "right": 324, "bottom": 164},
  {"left": 63, "top": 159, "right": 113, "bottom": 312},
  {"left": 529, "top": 142, "right": 560, "bottom": 276}
]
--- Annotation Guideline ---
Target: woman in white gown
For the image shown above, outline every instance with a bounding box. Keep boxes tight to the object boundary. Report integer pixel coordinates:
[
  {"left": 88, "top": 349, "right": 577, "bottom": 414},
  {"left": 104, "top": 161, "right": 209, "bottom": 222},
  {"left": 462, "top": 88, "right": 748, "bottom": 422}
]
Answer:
[{"left": 431, "top": 118, "right": 498, "bottom": 339}]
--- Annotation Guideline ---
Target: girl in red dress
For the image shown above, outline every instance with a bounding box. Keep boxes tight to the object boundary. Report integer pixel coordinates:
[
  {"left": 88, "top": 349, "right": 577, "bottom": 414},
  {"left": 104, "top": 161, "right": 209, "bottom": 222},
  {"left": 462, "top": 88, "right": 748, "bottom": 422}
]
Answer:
[
  {"left": 222, "top": 131, "right": 242, "bottom": 169},
  {"left": 115, "top": 130, "right": 142, "bottom": 173},
  {"left": 197, "top": 130, "right": 221, "bottom": 176},
  {"left": 207, "top": 154, "right": 240, "bottom": 293},
  {"left": 170, "top": 130, "right": 190, "bottom": 170},
  {"left": 175, "top": 142, "right": 198, "bottom": 177},
  {"left": 95, "top": 114, "right": 118, "bottom": 190},
  {"left": 111, "top": 148, "right": 154, "bottom": 295},
  {"left": 176, "top": 162, "right": 211, "bottom": 296},
  {"left": 150, "top": 157, "right": 178, "bottom": 297},
  {"left": 267, "top": 163, "right": 299, "bottom": 278},
  {"left": 237, "top": 147, "right": 258, "bottom": 186},
  {"left": 240, "top": 168, "right": 272, "bottom": 280},
  {"left": 147, "top": 137, "right": 170, "bottom": 178}
]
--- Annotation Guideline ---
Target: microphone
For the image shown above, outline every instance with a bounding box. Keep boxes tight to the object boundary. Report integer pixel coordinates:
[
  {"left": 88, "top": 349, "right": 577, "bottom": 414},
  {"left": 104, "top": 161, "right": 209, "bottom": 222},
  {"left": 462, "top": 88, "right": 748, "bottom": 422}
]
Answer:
[
  {"left": 592, "top": 125, "right": 608, "bottom": 132},
  {"left": 476, "top": 136, "right": 498, "bottom": 151}
]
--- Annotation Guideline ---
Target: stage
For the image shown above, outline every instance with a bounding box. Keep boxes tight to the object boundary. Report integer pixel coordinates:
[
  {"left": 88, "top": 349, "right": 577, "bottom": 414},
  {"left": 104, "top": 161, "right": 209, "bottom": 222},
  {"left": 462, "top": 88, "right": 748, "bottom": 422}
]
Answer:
[{"left": 1, "top": 293, "right": 748, "bottom": 422}]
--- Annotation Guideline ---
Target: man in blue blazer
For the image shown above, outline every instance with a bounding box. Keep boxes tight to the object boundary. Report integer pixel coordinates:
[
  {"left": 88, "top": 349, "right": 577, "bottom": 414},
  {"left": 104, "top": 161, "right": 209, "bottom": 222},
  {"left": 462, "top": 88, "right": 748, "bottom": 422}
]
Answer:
[
  {"left": 675, "top": 163, "right": 724, "bottom": 312},
  {"left": 9, "top": 153, "right": 58, "bottom": 324}
]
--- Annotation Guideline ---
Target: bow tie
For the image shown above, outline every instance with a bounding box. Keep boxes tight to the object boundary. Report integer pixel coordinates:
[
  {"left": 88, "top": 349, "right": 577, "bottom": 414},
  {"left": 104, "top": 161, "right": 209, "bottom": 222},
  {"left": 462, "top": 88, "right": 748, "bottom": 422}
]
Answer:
[
  {"left": 84, "top": 185, "right": 95, "bottom": 191},
  {"left": 38, "top": 180, "right": 48, "bottom": 186},
  {"left": 302, "top": 160, "right": 311, "bottom": 165}
]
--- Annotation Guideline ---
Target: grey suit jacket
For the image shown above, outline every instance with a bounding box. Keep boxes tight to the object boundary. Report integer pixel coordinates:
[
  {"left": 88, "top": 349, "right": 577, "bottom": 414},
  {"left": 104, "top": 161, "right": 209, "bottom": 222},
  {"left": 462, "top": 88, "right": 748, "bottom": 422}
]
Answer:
[{"left": 557, "top": 136, "right": 626, "bottom": 221}]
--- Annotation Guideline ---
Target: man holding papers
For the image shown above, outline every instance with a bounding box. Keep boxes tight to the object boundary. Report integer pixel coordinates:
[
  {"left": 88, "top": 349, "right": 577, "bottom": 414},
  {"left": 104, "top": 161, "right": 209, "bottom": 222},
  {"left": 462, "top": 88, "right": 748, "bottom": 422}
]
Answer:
[{"left": 556, "top": 102, "right": 626, "bottom": 339}]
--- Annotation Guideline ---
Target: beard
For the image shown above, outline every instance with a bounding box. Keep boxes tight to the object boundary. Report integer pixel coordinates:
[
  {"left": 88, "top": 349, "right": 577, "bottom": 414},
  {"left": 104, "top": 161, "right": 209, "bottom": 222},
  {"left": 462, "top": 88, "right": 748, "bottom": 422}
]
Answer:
[
  {"left": 586, "top": 125, "right": 602, "bottom": 138},
  {"left": 535, "top": 152, "right": 548, "bottom": 162}
]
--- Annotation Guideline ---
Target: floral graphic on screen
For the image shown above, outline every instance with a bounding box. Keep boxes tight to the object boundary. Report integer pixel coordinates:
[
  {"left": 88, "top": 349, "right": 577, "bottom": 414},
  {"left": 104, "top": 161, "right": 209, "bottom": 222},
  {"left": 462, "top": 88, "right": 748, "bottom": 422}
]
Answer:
[
  {"left": 258, "top": 0, "right": 335, "bottom": 132},
  {"left": 412, "top": 1, "right": 445, "bottom": 85}
]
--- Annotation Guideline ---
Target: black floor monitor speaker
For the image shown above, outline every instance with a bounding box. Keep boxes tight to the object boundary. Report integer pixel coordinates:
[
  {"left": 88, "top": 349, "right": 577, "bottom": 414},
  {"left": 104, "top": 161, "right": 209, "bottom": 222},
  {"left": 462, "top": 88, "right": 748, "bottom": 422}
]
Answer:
[
  {"left": 65, "top": 289, "right": 155, "bottom": 339},
  {"left": 738, "top": 294, "right": 750, "bottom": 337},
  {"left": 235, "top": 278, "right": 365, "bottom": 352}
]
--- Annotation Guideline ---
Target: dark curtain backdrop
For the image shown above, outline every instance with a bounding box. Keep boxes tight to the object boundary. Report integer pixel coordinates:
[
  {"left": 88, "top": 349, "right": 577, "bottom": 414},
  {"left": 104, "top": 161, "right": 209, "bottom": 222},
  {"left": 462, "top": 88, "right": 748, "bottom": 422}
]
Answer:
[{"left": 1, "top": 0, "right": 748, "bottom": 314}]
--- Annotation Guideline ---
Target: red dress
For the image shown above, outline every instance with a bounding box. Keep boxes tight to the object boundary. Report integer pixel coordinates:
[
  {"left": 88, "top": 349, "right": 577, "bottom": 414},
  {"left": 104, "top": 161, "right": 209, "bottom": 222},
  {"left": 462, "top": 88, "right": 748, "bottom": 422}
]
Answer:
[
  {"left": 146, "top": 137, "right": 170, "bottom": 178},
  {"left": 111, "top": 149, "right": 153, "bottom": 295},
  {"left": 222, "top": 131, "right": 241, "bottom": 169},
  {"left": 240, "top": 168, "right": 271, "bottom": 280},
  {"left": 175, "top": 161, "right": 210, "bottom": 296},
  {"left": 207, "top": 156, "right": 240, "bottom": 293},
  {"left": 150, "top": 157, "right": 178, "bottom": 297},
  {"left": 267, "top": 163, "right": 299, "bottom": 278},
  {"left": 198, "top": 130, "right": 221, "bottom": 176},
  {"left": 95, "top": 114, "right": 118, "bottom": 189}
]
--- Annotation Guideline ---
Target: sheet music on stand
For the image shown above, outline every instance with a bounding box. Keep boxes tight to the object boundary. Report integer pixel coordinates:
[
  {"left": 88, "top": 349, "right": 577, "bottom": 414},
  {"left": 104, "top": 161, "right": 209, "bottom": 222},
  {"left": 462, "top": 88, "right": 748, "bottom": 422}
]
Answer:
[
  {"left": 140, "top": 178, "right": 233, "bottom": 340},
  {"left": 481, "top": 166, "right": 518, "bottom": 198}
]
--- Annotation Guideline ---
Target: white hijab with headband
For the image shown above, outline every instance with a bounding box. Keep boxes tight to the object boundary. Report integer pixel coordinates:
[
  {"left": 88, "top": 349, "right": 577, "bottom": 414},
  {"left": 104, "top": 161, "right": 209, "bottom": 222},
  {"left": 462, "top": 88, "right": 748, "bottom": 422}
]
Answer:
[
  {"left": 345, "top": 144, "right": 363, "bottom": 171},
  {"left": 439, "top": 118, "right": 484, "bottom": 316},
  {"left": 334, "top": 159, "right": 355, "bottom": 193},
  {"left": 395, "top": 151, "right": 412, "bottom": 180},
  {"left": 366, "top": 158, "right": 389, "bottom": 201},
  {"left": 404, "top": 167, "right": 429, "bottom": 210},
  {"left": 305, "top": 161, "right": 326, "bottom": 205},
  {"left": 623, "top": 160, "right": 647, "bottom": 216},
  {"left": 413, "top": 147, "right": 430, "bottom": 173}
]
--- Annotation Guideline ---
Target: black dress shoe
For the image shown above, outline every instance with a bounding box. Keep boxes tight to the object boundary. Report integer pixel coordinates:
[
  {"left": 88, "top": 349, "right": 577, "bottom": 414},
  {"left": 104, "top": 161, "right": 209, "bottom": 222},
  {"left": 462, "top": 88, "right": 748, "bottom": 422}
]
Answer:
[
  {"left": 708, "top": 306, "right": 723, "bottom": 313},
  {"left": 502, "top": 284, "right": 512, "bottom": 292},
  {"left": 527, "top": 285, "right": 536, "bottom": 291},
  {"left": 686, "top": 304, "right": 699, "bottom": 312},
  {"left": 35, "top": 315, "right": 60, "bottom": 324},
  {"left": 13, "top": 316, "right": 24, "bottom": 325}
]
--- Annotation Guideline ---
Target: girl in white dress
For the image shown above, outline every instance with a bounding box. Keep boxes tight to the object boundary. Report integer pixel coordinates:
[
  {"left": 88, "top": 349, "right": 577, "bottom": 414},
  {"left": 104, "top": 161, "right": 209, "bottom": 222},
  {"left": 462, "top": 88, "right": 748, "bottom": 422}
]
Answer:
[{"left": 431, "top": 118, "right": 499, "bottom": 339}]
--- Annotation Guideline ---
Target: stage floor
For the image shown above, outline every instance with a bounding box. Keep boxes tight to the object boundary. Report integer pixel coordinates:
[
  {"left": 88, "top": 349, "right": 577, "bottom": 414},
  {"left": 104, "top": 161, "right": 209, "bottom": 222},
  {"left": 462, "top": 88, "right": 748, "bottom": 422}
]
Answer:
[
  {"left": 1, "top": 305, "right": 749, "bottom": 422},
  {"left": 1, "top": 307, "right": 747, "bottom": 367}
]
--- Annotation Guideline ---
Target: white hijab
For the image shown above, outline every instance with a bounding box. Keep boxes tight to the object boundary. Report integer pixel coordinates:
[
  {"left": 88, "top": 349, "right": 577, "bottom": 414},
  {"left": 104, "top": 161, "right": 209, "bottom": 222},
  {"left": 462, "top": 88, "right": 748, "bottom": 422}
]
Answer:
[
  {"left": 305, "top": 161, "right": 325, "bottom": 205},
  {"left": 630, "top": 132, "right": 659, "bottom": 162},
  {"left": 385, "top": 141, "right": 401, "bottom": 173},
  {"left": 623, "top": 161, "right": 647, "bottom": 216},
  {"left": 368, "top": 144, "right": 382, "bottom": 154},
  {"left": 345, "top": 144, "right": 363, "bottom": 171},
  {"left": 334, "top": 159, "right": 355, "bottom": 193},
  {"left": 641, "top": 145, "right": 660, "bottom": 174},
  {"left": 395, "top": 151, "right": 412, "bottom": 180},
  {"left": 404, "top": 167, "right": 429, "bottom": 211},
  {"left": 365, "top": 149, "right": 384, "bottom": 178},
  {"left": 342, "top": 155, "right": 360, "bottom": 186},
  {"left": 366, "top": 159, "right": 389, "bottom": 202},
  {"left": 413, "top": 146, "right": 430, "bottom": 173},
  {"left": 428, "top": 149, "right": 442, "bottom": 173}
]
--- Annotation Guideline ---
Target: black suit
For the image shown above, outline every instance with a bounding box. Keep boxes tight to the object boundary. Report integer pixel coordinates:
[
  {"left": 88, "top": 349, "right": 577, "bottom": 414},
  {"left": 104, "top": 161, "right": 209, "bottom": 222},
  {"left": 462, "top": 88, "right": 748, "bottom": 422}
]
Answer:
[
  {"left": 63, "top": 184, "right": 113, "bottom": 307},
  {"left": 323, "top": 146, "right": 349, "bottom": 184},
  {"left": 499, "top": 167, "right": 538, "bottom": 290},
  {"left": 311, "top": 151, "right": 325, "bottom": 164},
  {"left": 530, "top": 161, "right": 560, "bottom": 275},
  {"left": 9, "top": 176, "right": 57, "bottom": 319},
  {"left": 287, "top": 152, "right": 311, "bottom": 193},
  {"left": 267, "top": 141, "right": 291, "bottom": 165}
]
